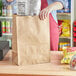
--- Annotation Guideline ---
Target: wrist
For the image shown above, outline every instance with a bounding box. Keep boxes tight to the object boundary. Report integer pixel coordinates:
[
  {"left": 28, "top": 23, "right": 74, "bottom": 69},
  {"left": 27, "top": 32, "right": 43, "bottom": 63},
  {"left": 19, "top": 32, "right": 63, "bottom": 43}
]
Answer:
[{"left": 47, "top": 5, "right": 53, "bottom": 13}]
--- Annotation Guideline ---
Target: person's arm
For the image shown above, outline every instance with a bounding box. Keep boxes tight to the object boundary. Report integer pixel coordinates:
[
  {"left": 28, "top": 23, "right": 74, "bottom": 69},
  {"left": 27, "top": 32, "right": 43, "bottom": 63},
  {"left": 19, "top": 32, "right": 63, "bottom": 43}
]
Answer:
[
  {"left": 39, "top": 1, "right": 64, "bottom": 20},
  {"left": 2, "top": 0, "right": 15, "bottom": 5},
  {"left": 6, "top": 0, "right": 14, "bottom": 2}
]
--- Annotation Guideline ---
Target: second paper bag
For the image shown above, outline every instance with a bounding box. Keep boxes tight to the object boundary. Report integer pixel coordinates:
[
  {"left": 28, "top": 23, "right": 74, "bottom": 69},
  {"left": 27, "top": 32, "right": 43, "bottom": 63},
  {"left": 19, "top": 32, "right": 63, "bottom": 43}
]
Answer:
[{"left": 12, "top": 15, "right": 50, "bottom": 65}]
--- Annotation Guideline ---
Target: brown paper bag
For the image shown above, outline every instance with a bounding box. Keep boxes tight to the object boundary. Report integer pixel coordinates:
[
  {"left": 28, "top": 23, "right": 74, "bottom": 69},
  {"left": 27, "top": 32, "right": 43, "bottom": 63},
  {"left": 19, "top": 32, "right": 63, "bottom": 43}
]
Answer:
[{"left": 12, "top": 15, "right": 50, "bottom": 66}]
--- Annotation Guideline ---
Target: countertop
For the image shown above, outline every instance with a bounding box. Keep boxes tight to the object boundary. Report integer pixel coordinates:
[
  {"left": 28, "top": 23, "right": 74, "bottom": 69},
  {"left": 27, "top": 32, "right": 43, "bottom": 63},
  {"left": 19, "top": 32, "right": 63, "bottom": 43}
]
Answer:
[{"left": 0, "top": 50, "right": 76, "bottom": 76}]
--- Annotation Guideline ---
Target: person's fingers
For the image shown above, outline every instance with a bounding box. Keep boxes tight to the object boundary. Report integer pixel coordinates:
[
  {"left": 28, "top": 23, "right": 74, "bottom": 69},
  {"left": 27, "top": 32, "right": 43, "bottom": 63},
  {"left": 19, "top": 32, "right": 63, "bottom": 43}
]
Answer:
[
  {"left": 44, "top": 11, "right": 46, "bottom": 19},
  {"left": 39, "top": 9, "right": 49, "bottom": 20},
  {"left": 46, "top": 11, "right": 49, "bottom": 17},
  {"left": 42, "top": 11, "right": 45, "bottom": 20},
  {"left": 40, "top": 10, "right": 44, "bottom": 20},
  {"left": 44, "top": 9, "right": 49, "bottom": 19},
  {"left": 41, "top": 10, "right": 47, "bottom": 20},
  {"left": 39, "top": 11, "right": 43, "bottom": 20},
  {"left": 44, "top": 11, "right": 48, "bottom": 19}
]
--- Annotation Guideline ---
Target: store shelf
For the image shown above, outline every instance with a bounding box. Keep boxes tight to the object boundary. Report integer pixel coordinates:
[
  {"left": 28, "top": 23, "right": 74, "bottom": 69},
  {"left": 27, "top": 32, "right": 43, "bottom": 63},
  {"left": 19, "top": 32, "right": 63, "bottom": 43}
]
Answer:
[
  {"left": 57, "top": 13, "right": 71, "bottom": 20},
  {"left": 2, "top": 33, "right": 12, "bottom": 36},
  {"left": 59, "top": 37, "right": 71, "bottom": 39},
  {"left": 0, "top": 16, "right": 13, "bottom": 19},
  {"left": 57, "top": 13, "right": 71, "bottom": 16}
]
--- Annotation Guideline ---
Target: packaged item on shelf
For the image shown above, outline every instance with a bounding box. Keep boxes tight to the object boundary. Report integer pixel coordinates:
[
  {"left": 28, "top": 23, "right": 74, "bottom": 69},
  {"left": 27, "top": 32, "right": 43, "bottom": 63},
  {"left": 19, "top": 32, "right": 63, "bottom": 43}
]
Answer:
[
  {"left": 74, "top": 21, "right": 76, "bottom": 26},
  {"left": 2, "top": 3, "right": 7, "bottom": 16},
  {"left": 0, "top": 0, "right": 3, "bottom": 16},
  {"left": 0, "top": 20, "right": 12, "bottom": 34},
  {"left": 6, "top": 21, "right": 11, "bottom": 33},
  {"left": 73, "top": 21, "right": 76, "bottom": 42},
  {"left": 73, "top": 32, "right": 76, "bottom": 37},
  {"left": 60, "top": 20, "right": 70, "bottom": 37},
  {"left": 58, "top": 20, "right": 63, "bottom": 35},
  {"left": 73, "top": 21, "right": 76, "bottom": 40},
  {"left": 17, "top": 0, "right": 41, "bottom": 16},
  {"left": 0, "top": 21, "right": 2, "bottom": 37},
  {"left": 68, "top": 0, "right": 71, "bottom": 13},
  {"left": 64, "top": 0, "right": 69, "bottom": 13},
  {"left": 59, "top": 42, "right": 64, "bottom": 51},
  {"left": 0, "top": 8, "right": 2, "bottom": 16},
  {"left": 59, "top": 42, "right": 70, "bottom": 51},
  {"left": 57, "top": 10, "right": 64, "bottom": 13},
  {"left": 7, "top": 5, "right": 13, "bottom": 17},
  {"left": 73, "top": 26, "right": 76, "bottom": 32},
  {"left": 73, "top": 37, "right": 76, "bottom": 42},
  {"left": 2, "top": 21, "right": 6, "bottom": 34},
  {"left": 57, "top": 0, "right": 71, "bottom": 13},
  {"left": 61, "top": 47, "right": 76, "bottom": 64}
]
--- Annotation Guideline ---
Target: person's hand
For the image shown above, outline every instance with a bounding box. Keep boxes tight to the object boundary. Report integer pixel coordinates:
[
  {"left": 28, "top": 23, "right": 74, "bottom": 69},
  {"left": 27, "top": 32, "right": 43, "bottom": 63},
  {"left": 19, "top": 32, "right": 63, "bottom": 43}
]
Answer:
[
  {"left": 39, "top": 2, "right": 64, "bottom": 20},
  {"left": 39, "top": 6, "right": 52, "bottom": 20},
  {"left": 7, "top": 0, "right": 13, "bottom": 2}
]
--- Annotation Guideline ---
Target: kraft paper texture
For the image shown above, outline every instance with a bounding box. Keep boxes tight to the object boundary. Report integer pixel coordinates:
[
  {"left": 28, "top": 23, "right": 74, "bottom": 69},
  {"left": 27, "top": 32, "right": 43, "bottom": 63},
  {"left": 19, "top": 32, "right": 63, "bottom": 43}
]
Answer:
[{"left": 12, "top": 15, "right": 50, "bottom": 66}]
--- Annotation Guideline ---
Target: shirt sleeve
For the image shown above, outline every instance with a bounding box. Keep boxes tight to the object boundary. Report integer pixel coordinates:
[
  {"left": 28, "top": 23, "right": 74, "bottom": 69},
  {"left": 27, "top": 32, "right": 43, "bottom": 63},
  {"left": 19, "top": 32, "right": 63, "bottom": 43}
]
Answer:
[
  {"left": 2, "top": 0, "right": 16, "bottom": 5},
  {"left": 53, "top": 0, "right": 65, "bottom": 8}
]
